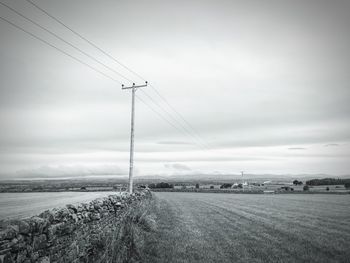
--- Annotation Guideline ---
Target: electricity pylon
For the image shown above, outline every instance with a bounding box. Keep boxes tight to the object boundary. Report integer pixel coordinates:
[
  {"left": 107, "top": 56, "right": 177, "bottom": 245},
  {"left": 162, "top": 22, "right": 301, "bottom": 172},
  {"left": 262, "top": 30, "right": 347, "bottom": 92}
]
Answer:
[{"left": 122, "top": 81, "right": 148, "bottom": 194}]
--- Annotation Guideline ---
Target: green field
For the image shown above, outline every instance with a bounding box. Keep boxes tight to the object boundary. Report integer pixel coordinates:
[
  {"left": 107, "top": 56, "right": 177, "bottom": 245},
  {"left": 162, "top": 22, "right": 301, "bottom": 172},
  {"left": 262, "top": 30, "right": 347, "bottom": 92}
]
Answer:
[{"left": 138, "top": 192, "right": 350, "bottom": 263}]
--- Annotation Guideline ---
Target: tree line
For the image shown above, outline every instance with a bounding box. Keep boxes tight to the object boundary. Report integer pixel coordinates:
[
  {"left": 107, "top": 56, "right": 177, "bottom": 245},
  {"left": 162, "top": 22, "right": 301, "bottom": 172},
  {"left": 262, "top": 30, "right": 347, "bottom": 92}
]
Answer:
[
  {"left": 148, "top": 182, "right": 174, "bottom": 189},
  {"left": 306, "top": 178, "right": 350, "bottom": 187}
]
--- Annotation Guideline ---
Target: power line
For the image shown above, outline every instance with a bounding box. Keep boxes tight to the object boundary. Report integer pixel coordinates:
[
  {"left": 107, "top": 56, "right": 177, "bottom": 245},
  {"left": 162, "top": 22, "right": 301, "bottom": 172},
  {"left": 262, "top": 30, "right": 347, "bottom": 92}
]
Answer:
[
  {"left": 139, "top": 89, "right": 209, "bottom": 150},
  {"left": 0, "top": 6, "right": 212, "bottom": 156},
  {"left": 0, "top": 13, "right": 206, "bottom": 151},
  {"left": 0, "top": 15, "right": 121, "bottom": 84},
  {"left": 25, "top": 0, "right": 211, "bottom": 149},
  {"left": 136, "top": 95, "right": 188, "bottom": 136},
  {"left": 5, "top": 0, "right": 211, "bottom": 152},
  {"left": 135, "top": 94, "right": 207, "bottom": 151},
  {"left": 149, "top": 83, "right": 211, "bottom": 148},
  {"left": 25, "top": 0, "right": 145, "bottom": 83},
  {"left": 136, "top": 94, "right": 206, "bottom": 150},
  {"left": 0, "top": 1, "right": 133, "bottom": 84}
]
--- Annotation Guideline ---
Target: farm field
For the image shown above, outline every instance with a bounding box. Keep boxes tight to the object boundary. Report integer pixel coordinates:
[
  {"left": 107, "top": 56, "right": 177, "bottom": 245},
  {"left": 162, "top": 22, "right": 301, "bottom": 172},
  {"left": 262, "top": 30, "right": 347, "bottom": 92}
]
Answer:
[
  {"left": 142, "top": 192, "right": 350, "bottom": 263},
  {"left": 0, "top": 191, "right": 118, "bottom": 220}
]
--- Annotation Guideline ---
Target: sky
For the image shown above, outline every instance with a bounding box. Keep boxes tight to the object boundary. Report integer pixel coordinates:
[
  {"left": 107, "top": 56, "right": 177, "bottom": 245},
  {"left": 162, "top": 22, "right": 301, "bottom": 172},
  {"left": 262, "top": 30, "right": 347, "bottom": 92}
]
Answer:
[{"left": 0, "top": 0, "right": 349, "bottom": 180}]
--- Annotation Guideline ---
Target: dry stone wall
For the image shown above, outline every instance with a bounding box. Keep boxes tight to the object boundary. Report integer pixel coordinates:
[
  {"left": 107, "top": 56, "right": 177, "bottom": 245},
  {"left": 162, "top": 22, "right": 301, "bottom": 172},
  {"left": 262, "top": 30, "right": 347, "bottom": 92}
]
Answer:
[{"left": 0, "top": 190, "right": 151, "bottom": 263}]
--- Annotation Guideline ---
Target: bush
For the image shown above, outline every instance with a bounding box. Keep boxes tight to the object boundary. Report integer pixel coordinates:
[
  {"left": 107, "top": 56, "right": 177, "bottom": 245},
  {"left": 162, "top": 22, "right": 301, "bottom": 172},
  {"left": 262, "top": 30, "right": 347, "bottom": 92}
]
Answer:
[
  {"left": 303, "top": 185, "right": 309, "bottom": 191},
  {"left": 326, "top": 187, "right": 330, "bottom": 191},
  {"left": 195, "top": 183, "right": 199, "bottom": 189},
  {"left": 293, "top": 180, "right": 303, "bottom": 185},
  {"left": 220, "top": 183, "right": 232, "bottom": 189},
  {"left": 345, "top": 183, "right": 350, "bottom": 189},
  {"left": 210, "top": 185, "right": 214, "bottom": 189}
]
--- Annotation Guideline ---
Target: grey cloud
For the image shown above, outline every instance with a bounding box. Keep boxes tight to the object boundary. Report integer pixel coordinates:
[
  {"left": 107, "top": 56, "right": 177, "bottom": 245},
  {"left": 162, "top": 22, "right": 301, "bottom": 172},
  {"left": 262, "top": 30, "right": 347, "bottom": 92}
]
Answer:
[
  {"left": 157, "top": 141, "right": 194, "bottom": 145},
  {"left": 164, "top": 163, "right": 192, "bottom": 171},
  {"left": 149, "top": 156, "right": 276, "bottom": 163},
  {"left": 15, "top": 164, "right": 127, "bottom": 179},
  {"left": 1, "top": 0, "right": 350, "bottom": 177},
  {"left": 324, "top": 143, "right": 339, "bottom": 147},
  {"left": 288, "top": 147, "right": 306, "bottom": 150}
]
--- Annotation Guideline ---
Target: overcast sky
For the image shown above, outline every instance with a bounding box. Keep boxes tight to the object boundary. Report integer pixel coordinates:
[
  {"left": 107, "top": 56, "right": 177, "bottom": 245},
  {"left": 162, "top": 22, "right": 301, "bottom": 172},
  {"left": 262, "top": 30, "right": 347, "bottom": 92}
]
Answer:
[{"left": 0, "top": 0, "right": 349, "bottom": 179}]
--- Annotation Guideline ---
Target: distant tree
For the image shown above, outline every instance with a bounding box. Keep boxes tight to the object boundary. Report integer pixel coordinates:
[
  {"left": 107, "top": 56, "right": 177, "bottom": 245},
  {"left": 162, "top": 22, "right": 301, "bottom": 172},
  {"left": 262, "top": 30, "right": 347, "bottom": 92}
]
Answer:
[
  {"left": 148, "top": 183, "right": 156, "bottom": 189},
  {"left": 195, "top": 183, "right": 199, "bottom": 189},
  {"left": 290, "top": 188, "right": 294, "bottom": 191},
  {"left": 149, "top": 182, "right": 174, "bottom": 189},
  {"left": 157, "top": 182, "right": 166, "bottom": 188},
  {"left": 210, "top": 185, "right": 214, "bottom": 189},
  {"left": 220, "top": 183, "right": 232, "bottom": 189},
  {"left": 237, "top": 183, "right": 243, "bottom": 189},
  {"left": 293, "top": 180, "right": 303, "bottom": 185},
  {"left": 345, "top": 183, "right": 350, "bottom": 189},
  {"left": 80, "top": 186, "right": 86, "bottom": 190},
  {"left": 326, "top": 187, "right": 330, "bottom": 191},
  {"left": 303, "top": 185, "right": 309, "bottom": 191}
]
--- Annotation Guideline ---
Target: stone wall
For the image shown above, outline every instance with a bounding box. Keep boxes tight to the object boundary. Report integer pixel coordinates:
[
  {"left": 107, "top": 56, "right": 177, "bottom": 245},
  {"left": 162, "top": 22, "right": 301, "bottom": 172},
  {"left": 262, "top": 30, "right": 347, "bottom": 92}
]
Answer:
[{"left": 0, "top": 190, "right": 151, "bottom": 263}]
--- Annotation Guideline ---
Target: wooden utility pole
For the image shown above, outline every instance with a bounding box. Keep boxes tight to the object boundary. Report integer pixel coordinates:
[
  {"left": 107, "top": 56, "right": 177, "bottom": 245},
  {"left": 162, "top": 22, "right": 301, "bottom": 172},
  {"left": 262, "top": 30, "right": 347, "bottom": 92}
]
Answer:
[{"left": 122, "top": 81, "right": 148, "bottom": 194}]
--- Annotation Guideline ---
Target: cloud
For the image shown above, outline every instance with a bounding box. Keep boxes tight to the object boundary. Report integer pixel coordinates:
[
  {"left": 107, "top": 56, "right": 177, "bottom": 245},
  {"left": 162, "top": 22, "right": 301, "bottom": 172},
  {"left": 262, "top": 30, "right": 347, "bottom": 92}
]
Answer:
[
  {"left": 1, "top": 0, "right": 350, "bottom": 177},
  {"left": 157, "top": 141, "right": 194, "bottom": 145},
  {"left": 288, "top": 147, "right": 306, "bottom": 150},
  {"left": 324, "top": 143, "right": 339, "bottom": 147},
  {"left": 14, "top": 164, "right": 127, "bottom": 179},
  {"left": 164, "top": 163, "right": 192, "bottom": 171}
]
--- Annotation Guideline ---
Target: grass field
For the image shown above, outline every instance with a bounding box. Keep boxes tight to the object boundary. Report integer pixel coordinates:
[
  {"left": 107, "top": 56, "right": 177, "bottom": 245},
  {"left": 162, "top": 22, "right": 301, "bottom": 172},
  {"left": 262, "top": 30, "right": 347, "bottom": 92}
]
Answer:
[{"left": 136, "top": 192, "right": 350, "bottom": 263}]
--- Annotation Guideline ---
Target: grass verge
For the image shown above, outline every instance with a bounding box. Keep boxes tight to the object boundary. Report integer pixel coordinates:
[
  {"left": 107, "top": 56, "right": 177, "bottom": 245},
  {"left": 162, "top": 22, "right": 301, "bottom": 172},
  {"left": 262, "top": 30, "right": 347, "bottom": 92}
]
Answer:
[{"left": 110, "top": 194, "right": 158, "bottom": 263}]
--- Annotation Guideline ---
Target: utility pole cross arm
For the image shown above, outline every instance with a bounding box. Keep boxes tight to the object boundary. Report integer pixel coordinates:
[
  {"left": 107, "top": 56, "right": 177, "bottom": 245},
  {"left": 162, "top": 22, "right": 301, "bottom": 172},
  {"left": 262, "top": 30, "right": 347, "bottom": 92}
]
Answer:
[{"left": 122, "top": 81, "right": 148, "bottom": 90}]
